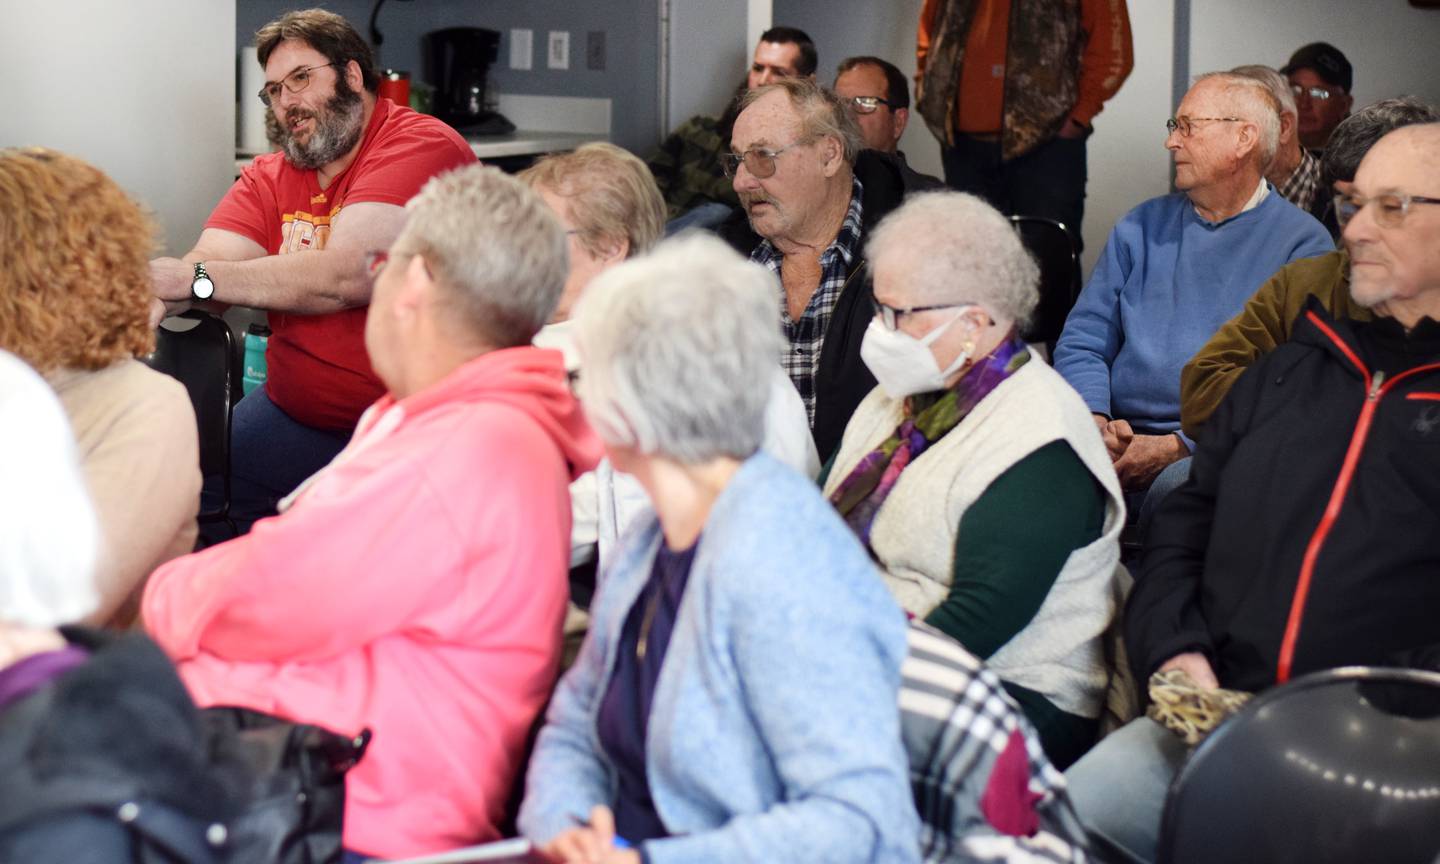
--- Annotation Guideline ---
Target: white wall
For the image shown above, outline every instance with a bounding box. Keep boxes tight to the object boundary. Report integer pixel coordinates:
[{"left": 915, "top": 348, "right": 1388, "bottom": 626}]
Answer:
[
  {"left": 1188, "top": 0, "right": 1440, "bottom": 111},
  {"left": 772, "top": 0, "right": 943, "bottom": 178},
  {"left": 0, "top": 0, "right": 237, "bottom": 256},
  {"left": 667, "top": 0, "right": 749, "bottom": 131},
  {"left": 1082, "top": 0, "right": 1177, "bottom": 277}
]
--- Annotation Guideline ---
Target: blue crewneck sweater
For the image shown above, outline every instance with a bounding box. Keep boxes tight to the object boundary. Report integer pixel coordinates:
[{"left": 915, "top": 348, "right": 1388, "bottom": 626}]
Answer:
[{"left": 1054, "top": 187, "right": 1333, "bottom": 448}]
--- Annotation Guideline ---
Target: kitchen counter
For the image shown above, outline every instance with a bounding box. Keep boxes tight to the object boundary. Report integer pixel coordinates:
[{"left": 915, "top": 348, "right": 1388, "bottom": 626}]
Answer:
[{"left": 467, "top": 130, "right": 603, "bottom": 159}]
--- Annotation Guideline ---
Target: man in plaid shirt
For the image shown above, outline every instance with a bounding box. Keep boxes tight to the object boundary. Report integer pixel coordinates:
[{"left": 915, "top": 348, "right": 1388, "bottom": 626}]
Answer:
[
  {"left": 647, "top": 27, "right": 817, "bottom": 225},
  {"left": 724, "top": 77, "right": 915, "bottom": 460},
  {"left": 1233, "top": 65, "right": 1324, "bottom": 220}
]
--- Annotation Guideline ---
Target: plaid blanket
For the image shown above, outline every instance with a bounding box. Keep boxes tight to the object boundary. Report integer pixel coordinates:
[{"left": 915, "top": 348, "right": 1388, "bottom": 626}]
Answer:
[{"left": 901, "top": 623, "right": 1091, "bottom": 863}]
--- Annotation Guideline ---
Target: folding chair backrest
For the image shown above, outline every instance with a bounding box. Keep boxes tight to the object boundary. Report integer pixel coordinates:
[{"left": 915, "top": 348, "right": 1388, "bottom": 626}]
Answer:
[
  {"left": 143, "top": 312, "right": 238, "bottom": 519},
  {"left": 1159, "top": 667, "right": 1440, "bottom": 864},
  {"left": 1011, "top": 215, "right": 1081, "bottom": 350}
]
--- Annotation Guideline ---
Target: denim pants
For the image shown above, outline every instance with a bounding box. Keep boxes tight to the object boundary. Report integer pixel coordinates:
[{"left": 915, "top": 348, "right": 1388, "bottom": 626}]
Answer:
[
  {"left": 199, "top": 385, "right": 351, "bottom": 545},
  {"left": 941, "top": 132, "right": 1088, "bottom": 251},
  {"left": 1065, "top": 717, "right": 1190, "bottom": 863}
]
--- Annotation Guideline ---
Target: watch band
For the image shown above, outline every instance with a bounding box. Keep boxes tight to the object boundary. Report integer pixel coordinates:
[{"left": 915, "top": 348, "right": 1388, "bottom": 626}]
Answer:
[{"left": 191, "top": 261, "right": 215, "bottom": 301}]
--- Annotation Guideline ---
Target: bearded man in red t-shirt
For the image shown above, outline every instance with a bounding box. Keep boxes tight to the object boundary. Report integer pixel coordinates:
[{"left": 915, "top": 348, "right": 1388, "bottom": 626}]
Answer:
[{"left": 149, "top": 9, "right": 475, "bottom": 540}]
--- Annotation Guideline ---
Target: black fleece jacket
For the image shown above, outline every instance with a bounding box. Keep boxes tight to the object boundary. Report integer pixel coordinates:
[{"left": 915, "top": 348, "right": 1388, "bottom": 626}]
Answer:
[
  {"left": 0, "top": 629, "right": 238, "bottom": 859},
  {"left": 1127, "top": 299, "right": 1440, "bottom": 693}
]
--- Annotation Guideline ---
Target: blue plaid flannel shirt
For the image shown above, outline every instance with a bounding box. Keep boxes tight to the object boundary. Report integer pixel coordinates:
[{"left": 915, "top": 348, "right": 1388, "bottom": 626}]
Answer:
[{"left": 751, "top": 176, "right": 865, "bottom": 426}]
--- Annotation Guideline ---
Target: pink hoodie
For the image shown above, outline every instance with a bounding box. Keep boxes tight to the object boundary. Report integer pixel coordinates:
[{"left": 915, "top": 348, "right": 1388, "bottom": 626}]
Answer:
[{"left": 143, "top": 346, "right": 602, "bottom": 859}]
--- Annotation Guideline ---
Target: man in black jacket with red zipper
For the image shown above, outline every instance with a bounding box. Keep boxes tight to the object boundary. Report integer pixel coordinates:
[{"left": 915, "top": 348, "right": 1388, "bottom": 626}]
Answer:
[{"left": 1064, "top": 122, "right": 1440, "bottom": 864}]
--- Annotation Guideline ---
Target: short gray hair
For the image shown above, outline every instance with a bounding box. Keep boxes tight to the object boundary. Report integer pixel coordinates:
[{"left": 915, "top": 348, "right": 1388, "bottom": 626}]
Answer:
[
  {"left": 739, "top": 77, "right": 864, "bottom": 166},
  {"left": 1322, "top": 97, "right": 1440, "bottom": 188},
  {"left": 1194, "top": 71, "right": 1282, "bottom": 170},
  {"left": 396, "top": 164, "right": 567, "bottom": 347},
  {"left": 867, "top": 191, "right": 1039, "bottom": 328},
  {"left": 1230, "top": 64, "right": 1297, "bottom": 118},
  {"left": 571, "top": 233, "right": 783, "bottom": 462}
]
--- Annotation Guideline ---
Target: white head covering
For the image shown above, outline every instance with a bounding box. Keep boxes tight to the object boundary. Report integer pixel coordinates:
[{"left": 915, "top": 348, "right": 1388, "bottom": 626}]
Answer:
[{"left": 0, "top": 350, "right": 101, "bottom": 626}]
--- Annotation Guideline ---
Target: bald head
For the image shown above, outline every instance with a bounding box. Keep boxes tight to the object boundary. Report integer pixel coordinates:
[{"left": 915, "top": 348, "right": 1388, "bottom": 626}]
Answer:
[
  {"left": 1344, "top": 123, "right": 1440, "bottom": 319},
  {"left": 1354, "top": 123, "right": 1440, "bottom": 193},
  {"left": 1375, "top": 122, "right": 1440, "bottom": 161}
]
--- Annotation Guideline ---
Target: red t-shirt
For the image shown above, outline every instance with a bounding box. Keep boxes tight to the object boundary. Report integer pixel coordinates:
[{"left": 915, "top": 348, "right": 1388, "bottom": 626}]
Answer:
[{"left": 206, "top": 99, "right": 476, "bottom": 431}]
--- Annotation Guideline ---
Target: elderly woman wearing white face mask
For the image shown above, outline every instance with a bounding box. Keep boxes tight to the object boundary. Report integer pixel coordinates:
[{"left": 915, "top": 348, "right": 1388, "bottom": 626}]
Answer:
[{"left": 822, "top": 192, "right": 1127, "bottom": 770}]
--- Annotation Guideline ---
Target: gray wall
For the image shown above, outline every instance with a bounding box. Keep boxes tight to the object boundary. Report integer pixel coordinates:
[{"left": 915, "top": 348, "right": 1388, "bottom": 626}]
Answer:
[
  {"left": 667, "top": 0, "right": 749, "bottom": 130},
  {"left": 771, "top": 0, "right": 943, "bottom": 180},
  {"left": 1, "top": 0, "right": 238, "bottom": 256},
  {"left": 237, "top": 0, "right": 661, "bottom": 153},
  {"left": 1188, "top": 0, "right": 1440, "bottom": 110}
]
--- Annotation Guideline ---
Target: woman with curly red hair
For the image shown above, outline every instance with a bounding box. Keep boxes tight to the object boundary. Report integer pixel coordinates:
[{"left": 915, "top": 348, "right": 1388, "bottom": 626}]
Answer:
[{"left": 0, "top": 147, "right": 200, "bottom": 626}]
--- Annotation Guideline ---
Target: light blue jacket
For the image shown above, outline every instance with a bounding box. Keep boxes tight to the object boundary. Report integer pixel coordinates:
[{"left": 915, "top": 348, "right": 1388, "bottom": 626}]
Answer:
[{"left": 518, "top": 452, "right": 919, "bottom": 863}]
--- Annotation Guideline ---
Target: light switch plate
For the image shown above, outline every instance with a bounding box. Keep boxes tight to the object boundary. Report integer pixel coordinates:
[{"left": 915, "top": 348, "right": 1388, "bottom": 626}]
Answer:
[
  {"left": 547, "top": 31, "right": 570, "bottom": 70},
  {"left": 509, "top": 29, "right": 533, "bottom": 71}
]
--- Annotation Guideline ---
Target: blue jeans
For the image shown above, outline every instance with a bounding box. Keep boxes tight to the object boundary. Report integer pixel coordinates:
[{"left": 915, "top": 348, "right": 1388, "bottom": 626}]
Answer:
[
  {"left": 199, "top": 385, "right": 351, "bottom": 545},
  {"left": 941, "top": 132, "right": 1088, "bottom": 251},
  {"left": 1065, "top": 717, "right": 1190, "bottom": 863},
  {"left": 1123, "top": 456, "right": 1193, "bottom": 530}
]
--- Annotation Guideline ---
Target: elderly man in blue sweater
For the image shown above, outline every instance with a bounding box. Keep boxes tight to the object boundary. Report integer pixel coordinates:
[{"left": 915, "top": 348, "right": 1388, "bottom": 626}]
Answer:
[{"left": 1054, "top": 71, "right": 1333, "bottom": 520}]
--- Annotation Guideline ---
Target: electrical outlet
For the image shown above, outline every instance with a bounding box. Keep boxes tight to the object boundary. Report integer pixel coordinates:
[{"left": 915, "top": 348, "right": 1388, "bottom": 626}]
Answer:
[
  {"left": 509, "top": 29, "right": 533, "bottom": 71},
  {"left": 586, "top": 31, "right": 606, "bottom": 71},
  {"left": 547, "top": 30, "right": 570, "bottom": 70}
]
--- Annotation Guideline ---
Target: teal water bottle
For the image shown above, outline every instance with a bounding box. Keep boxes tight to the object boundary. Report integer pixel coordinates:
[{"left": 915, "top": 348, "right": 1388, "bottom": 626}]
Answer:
[{"left": 242, "top": 324, "right": 270, "bottom": 396}]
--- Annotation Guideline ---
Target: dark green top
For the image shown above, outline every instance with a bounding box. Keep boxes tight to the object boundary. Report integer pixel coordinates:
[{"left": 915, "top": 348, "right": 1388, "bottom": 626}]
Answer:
[
  {"left": 928, "top": 439, "right": 1105, "bottom": 768},
  {"left": 822, "top": 438, "right": 1107, "bottom": 768},
  {"left": 926, "top": 440, "right": 1104, "bottom": 657}
]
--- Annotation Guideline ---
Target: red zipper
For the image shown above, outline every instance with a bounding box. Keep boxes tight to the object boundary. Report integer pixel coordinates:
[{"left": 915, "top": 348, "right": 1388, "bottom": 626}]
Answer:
[{"left": 1276, "top": 312, "right": 1440, "bottom": 683}]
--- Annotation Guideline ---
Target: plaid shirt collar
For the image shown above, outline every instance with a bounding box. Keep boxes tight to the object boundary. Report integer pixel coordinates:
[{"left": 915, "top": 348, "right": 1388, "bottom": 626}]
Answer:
[
  {"left": 752, "top": 176, "right": 865, "bottom": 424},
  {"left": 1277, "top": 148, "right": 1322, "bottom": 212},
  {"left": 751, "top": 175, "right": 865, "bottom": 280}
]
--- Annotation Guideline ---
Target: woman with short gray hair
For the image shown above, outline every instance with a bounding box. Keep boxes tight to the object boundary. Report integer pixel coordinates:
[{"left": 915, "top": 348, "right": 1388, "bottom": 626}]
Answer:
[
  {"left": 823, "top": 191, "right": 1125, "bottom": 770},
  {"left": 519, "top": 234, "right": 919, "bottom": 864},
  {"left": 521, "top": 144, "right": 816, "bottom": 575}
]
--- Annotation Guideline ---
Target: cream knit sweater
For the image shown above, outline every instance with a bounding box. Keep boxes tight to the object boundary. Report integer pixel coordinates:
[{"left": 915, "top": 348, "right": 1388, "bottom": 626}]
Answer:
[{"left": 825, "top": 357, "right": 1125, "bottom": 717}]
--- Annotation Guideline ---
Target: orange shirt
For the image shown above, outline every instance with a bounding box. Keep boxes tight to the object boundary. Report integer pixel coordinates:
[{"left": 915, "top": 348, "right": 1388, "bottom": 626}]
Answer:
[
  {"left": 957, "top": 0, "right": 1008, "bottom": 133},
  {"left": 917, "top": 0, "right": 1133, "bottom": 133}
]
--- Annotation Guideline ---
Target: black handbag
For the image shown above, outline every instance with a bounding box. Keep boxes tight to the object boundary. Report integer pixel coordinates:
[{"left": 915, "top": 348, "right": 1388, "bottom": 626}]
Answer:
[{"left": 200, "top": 707, "right": 372, "bottom": 864}]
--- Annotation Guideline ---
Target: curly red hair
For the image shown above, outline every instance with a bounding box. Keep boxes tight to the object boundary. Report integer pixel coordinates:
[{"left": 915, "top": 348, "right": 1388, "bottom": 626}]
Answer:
[{"left": 0, "top": 147, "right": 157, "bottom": 371}]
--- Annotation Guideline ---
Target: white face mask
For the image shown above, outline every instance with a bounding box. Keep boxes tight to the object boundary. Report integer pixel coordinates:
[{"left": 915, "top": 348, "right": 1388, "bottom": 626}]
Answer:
[{"left": 860, "top": 309, "right": 974, "bottom": 399}]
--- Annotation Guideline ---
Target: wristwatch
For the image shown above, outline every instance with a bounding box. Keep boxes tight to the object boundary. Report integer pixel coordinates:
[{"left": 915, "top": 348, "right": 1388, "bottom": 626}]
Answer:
[{"left": 190, "top": 262, "right": 215, "bottom": 301}]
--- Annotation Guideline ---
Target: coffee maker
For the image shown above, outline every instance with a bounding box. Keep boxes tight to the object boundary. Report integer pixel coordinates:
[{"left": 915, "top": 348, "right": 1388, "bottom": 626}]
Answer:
[{"left": 424, "top": 27, "right": 515, "bottom": 135}]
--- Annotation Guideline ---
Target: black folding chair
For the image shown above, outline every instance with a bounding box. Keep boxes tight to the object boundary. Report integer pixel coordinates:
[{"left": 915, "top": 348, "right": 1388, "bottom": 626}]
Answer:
[
  {"left": 1159, "top": 667, "right": 1440, "bottom": 864},
  {"left": 1011, "top": 215, "right": 1082, "bottom": 354},
  {"left": 143, "top": 311, "right": 241, "bottom": 531}
]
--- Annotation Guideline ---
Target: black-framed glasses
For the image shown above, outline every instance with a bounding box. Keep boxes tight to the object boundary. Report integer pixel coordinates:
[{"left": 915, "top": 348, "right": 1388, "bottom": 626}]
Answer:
[
  {"left": 1334, "top": 191, "right": 1440, "bottom": 229},
  {"left": 1291, "top": 83, "right": 1336, "bottom": 102},
  {"left": 258, "top": 62, "right": 340, "bottom": 106},
  {"left": 847, "top": 95, "right": 894, "bottom": 115},
  {"left": 1165, "top": 116, "right": 1244, "bottom": 137},
  {"left": 721, "top": 138, "right": 812, "bottom": 179},
  {"left": 872, "top": 299, "right": 976, "bottom": 331}
]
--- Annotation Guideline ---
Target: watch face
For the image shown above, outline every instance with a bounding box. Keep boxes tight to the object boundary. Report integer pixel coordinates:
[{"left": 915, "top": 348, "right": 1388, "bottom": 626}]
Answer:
[{"left": 192, "top": 276, "right": 215, "bottom": 300}]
